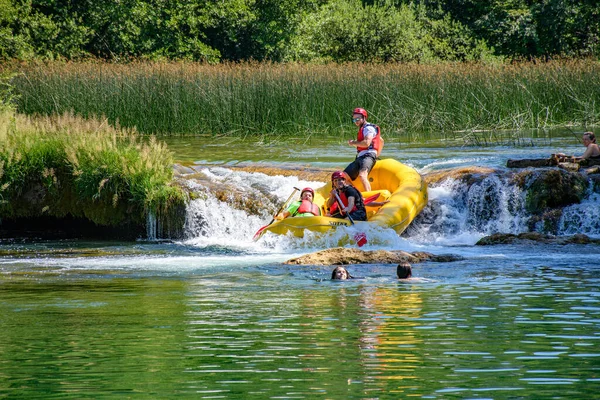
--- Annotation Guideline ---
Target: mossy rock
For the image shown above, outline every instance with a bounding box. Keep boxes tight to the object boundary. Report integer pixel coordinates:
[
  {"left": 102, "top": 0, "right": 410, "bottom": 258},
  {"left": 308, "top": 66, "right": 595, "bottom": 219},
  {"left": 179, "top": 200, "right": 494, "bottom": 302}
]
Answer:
[{"left": 516, "top": 169, "right": 588, "bottom": 213}]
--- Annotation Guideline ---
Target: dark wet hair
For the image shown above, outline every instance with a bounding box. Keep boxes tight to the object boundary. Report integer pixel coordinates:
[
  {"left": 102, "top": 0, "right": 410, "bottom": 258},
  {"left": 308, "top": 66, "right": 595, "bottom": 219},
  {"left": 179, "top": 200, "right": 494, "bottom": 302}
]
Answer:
[
  {"left": 331, "top": 266, "right": 353, "bottom": 280},
  {"left": 584, "top": 132, "right": 596, "bottom": 143},
  {"left": 397, "top": 262, "right": 413, "bottom": 279}
]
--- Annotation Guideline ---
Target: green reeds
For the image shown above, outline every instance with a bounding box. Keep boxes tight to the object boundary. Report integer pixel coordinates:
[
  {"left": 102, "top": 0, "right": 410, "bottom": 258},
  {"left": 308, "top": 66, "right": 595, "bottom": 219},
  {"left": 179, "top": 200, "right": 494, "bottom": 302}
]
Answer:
[
  {"left": 0, "top": 110, "right": 186, "bottom": 233},
  {"left": 5, "top": 60, "right": 600, "bottom": 137}
]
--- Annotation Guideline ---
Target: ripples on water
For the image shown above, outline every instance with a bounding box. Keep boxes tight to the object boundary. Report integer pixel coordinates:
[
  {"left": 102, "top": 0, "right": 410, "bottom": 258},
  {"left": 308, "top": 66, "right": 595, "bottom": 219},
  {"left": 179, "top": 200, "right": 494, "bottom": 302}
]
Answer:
[
  {"left": 1, "top": 243, "right": 599, "bottom": 398},
  {"left": 1, "top": 136, "right": 600, "bottom": 398}
]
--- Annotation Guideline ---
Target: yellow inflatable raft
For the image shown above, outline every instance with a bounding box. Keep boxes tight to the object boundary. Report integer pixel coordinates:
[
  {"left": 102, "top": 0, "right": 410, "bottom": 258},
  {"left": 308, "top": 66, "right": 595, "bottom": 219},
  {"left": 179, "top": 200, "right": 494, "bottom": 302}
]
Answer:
[{"left": 254, "top": 158, "right": 428, "bottom": 239}]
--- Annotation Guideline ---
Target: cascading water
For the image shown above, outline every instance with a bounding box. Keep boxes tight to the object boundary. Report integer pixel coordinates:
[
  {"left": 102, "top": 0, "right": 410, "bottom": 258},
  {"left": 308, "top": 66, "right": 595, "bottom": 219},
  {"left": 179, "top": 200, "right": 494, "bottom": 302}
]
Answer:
[
  {"left": 179, "top": 166, "right": 335, "bottom": 249},
  {"left": 146, "top": 211, "right": 158, "bottom": 241},
  {"left": 404, "top": 174, "right": 529, "bottom": 245},
  {"left": 177, "top": 165, "right": 600, "bottom": 248},
  {"left": 557, "top": 192, "right": 600, "bottom": 235}
]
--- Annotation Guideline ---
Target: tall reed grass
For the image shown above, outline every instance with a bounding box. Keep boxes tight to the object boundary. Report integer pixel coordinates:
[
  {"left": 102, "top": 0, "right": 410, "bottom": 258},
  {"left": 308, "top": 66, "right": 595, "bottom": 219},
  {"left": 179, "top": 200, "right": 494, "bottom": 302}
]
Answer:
[
  {"left": 5, "top": 60, "right": 600, "bottom": 137},
  {"left": 0, "top": 110, "right": 186, "bottom": 233}
]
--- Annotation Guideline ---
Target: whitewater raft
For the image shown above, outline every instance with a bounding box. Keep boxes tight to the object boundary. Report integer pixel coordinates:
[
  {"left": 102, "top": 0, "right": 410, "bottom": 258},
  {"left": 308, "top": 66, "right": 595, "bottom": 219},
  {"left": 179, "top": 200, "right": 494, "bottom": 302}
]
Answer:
[{"left": 255, "top": 158, "right": 428, "bottom": 239}]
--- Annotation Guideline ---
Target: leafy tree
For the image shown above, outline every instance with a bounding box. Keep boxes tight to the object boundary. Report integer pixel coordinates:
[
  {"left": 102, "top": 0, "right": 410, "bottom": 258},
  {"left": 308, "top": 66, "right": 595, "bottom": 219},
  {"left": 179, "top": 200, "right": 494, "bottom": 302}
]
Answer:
[
  {"left": 416, "top": 0, "right": 600, "bottom": 59},
  {"left": 289, "top": 0, "right": 431, "bottom": 62}
]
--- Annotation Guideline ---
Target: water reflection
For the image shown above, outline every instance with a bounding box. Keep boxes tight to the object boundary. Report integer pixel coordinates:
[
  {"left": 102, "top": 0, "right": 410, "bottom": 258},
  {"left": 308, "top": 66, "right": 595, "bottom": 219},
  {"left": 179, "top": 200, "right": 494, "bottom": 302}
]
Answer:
[{"left": 0, "top": 248, "right": 599, "bottom": 398}]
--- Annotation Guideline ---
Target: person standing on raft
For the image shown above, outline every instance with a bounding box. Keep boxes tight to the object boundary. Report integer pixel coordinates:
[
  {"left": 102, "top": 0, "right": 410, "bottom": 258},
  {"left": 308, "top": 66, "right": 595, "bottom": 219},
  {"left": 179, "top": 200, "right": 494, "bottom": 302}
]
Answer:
[
  {"left": 344, "top": 107, "right": 383, "bottom": 192},
  {"left": 276, "top": 187, "right": 321, "bottom": 219},
  {"left": 326, "top": 171, "right": 367, "bottom": 221}
]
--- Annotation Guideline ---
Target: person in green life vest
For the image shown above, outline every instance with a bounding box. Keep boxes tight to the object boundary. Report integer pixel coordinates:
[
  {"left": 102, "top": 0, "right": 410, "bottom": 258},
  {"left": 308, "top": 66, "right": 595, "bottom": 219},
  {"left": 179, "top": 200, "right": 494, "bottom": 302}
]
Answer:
[{"left": 275, "top": 187, "right": 322, "bottom": 219}]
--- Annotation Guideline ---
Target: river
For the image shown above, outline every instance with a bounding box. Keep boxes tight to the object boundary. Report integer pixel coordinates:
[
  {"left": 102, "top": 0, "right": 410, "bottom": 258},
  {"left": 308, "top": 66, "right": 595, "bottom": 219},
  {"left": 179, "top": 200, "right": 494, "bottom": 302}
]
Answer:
[{"left": 1, "top": 131, "right": 599, "bottom": 399}]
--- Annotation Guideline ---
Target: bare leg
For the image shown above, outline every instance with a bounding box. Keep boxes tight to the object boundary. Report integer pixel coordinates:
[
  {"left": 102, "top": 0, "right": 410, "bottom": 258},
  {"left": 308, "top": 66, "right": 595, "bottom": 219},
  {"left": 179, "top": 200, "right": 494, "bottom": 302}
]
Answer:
[{"left": 358, "top": 170, "right": 371, "bottom": 192}]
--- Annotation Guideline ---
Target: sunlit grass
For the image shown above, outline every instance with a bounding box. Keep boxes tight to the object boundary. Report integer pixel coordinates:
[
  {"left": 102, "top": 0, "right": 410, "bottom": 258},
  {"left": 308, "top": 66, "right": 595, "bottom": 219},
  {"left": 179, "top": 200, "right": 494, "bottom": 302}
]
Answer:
[
  {"left": 4, "top": 60, "right": 600, "bottom": 137},
  {"left": 0, "top": 110, "right": 186, "bottom": 230}
]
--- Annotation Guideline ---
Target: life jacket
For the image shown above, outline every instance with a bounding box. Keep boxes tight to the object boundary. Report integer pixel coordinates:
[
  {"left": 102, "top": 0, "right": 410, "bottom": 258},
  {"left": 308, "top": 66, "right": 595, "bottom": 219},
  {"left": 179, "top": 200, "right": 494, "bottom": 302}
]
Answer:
[
  {"left": 293, "top": 200, "right": 321, "bottom": 216},
  {"left": 357, "top": 122, "right": 384, "bottom": 157},
  {"left": 331, "top": 187, "right": 364, "bottom": 214}
]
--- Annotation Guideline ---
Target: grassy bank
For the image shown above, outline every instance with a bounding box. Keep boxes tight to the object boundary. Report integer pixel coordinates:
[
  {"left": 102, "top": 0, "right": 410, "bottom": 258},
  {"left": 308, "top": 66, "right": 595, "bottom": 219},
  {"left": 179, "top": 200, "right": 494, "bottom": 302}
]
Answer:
[
  {"left": 0, "top": 111, "right": 187, "bottom": 238},
  {"left": 5, "top": 60, "right": 600, "bottom": 137}
]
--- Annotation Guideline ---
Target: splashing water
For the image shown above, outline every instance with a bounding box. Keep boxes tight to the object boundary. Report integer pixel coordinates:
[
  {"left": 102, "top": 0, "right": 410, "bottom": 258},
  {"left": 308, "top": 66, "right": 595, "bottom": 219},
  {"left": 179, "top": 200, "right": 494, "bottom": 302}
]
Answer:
[
  {"left": 557, "top": 192, "right": 600, "bottom": 237},
  {"left": 177, "top": 166, "right": 600, "bottom": 250},
  {"left": 405, "top": 174, "right": 528, "bottom": 245}
]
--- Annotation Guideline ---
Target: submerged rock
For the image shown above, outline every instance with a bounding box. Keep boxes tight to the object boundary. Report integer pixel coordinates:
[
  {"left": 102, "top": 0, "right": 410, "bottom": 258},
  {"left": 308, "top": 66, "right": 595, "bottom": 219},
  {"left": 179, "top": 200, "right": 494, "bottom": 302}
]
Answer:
[
  {"left": 285, "top": 247, "right": 463, "bottom": 265},
  {"left": 476, "top": 233, "right": 600, "bottom": 245}
]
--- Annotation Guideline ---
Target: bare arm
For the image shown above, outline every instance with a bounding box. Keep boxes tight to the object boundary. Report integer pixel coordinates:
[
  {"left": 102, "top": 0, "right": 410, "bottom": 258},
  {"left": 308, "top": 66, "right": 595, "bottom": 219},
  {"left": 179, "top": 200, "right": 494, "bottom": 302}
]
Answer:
[
  {"left": 348, "top": 136, "right": 373, "bottom": 148},
  {"left": 342, "top": 197, "right": 356, "bottom": 215},
  {"left": 581, "top": 143, "right": 600, "bottom": 159}
]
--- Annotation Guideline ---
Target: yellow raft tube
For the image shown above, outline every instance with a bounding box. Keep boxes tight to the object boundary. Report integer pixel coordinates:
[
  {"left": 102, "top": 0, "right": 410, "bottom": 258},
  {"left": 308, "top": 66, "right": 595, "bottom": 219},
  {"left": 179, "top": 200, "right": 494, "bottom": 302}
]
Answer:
[{"left": 256, "top": 158, "right": 428, "bottom": 239}]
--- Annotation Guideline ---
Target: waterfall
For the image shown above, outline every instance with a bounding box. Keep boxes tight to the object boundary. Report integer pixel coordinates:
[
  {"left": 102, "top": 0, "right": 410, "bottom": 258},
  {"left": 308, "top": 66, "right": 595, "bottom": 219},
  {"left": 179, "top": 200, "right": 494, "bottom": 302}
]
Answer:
[
  {"left": 177, "top": 166, "right": 600, "bottom": 247},
  {"left": 405, "top": 174, "right": 529, "bottom": 244},
  {"left": 146, "top": 211, "right": 158, "bottom": 241},
  {"left": 179, "top": 167, "right": 324, "bottom": 246},
  {"left": 557, "top": 192, "right": 600, "bottom": 236}
]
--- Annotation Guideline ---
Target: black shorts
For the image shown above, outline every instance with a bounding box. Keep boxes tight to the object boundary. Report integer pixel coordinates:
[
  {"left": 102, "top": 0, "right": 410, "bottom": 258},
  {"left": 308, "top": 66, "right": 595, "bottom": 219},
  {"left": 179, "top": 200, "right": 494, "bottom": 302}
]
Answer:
[
  {"left": 344, "top": 153, "right": 377, "bottom": 181},
  {"left": 331, "top": 209, "right": 367, "bottom": 221}
]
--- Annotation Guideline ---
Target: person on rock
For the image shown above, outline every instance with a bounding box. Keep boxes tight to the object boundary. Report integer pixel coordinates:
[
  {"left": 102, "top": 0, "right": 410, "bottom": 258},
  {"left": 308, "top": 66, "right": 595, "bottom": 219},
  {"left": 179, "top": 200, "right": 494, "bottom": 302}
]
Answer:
[
  {"left": 326, "top": 171, "right": 367, "bottom": 221},
  {"left": 276, "top": 187, "right": 321, "bottom": 219},
  {"left": 580, "top": 132, "right": 600, "bottom": 159},
  {"left": 555, "top": 131, "right": 600, "bottom": 161}
]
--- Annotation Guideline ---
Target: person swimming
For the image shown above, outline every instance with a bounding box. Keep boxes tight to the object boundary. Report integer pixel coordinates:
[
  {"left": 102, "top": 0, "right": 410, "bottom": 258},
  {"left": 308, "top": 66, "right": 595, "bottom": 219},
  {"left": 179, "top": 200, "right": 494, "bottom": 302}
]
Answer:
[
  {"left": 397, "top": 262, "right": 413, "bottom": 279},
  {"left": 331, "top": 266, "right": 353, "bottom": 280}
]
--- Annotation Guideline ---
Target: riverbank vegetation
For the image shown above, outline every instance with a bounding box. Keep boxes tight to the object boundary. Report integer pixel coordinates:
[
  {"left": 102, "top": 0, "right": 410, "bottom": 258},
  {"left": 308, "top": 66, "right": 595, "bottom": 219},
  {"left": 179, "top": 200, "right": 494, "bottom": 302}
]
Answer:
[
  {"left": 2, "top": 1, "right": 598, "bottom": 63},
  {"left": 6, "top": 60, "right": 600, "bottom": 136},
  {"left": 0, "top": 109, "right": 187, "bottom": 238}
]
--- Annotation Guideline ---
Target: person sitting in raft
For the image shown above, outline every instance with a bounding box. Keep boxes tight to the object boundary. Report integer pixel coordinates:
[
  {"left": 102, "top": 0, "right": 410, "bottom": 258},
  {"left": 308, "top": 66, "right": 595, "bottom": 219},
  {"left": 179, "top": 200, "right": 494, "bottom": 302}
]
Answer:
[
  {"left": 326, "top": 171, "right": 367, "bottom": 221},
  {"left": 555, "top": 132, "right": 600, "bottom": 161},
  {"left": 275, "top": 187, "right": 321, "bottom": 219},
  {"left": 328, "top": 195, "right": 390, "bottom": 216},
  {"left": 332, "top": 266, "right": 353, "bottom": 280}
]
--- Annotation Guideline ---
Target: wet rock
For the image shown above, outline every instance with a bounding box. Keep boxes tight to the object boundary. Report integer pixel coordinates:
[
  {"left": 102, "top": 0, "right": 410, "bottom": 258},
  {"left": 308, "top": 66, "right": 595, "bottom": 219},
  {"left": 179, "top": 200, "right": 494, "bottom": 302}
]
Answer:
[
  {"left": 526, "top": 208, "right": 563, "bottom": 233},
  {"left": 507, "top": 158, "right": 556, "bottom": 168},
  {"left": 424, "top": 167, "right": 498, "bottom": 186},
  {"left": 285, "top": 247, "right": 464, "bottom": 265},
  {"left": 476, "top": 232, "right": 600, "bottom": 245},
  {"left": 585, "top": 166, "right": 600, "bottom": 175},
  {"left": 507, "top": 156, "right": 600, "bottom": 169},
  {"left": 557, "top": 162, "right": 581, "bottom": 172},
  {"left": 513, "top": 169, "right": 588, "bottom": 212}
]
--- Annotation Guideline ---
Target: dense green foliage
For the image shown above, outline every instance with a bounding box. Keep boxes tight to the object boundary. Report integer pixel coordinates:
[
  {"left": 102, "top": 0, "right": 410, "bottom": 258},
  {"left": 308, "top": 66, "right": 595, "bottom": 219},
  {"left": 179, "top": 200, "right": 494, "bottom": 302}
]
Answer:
[
  {"left": 1, "top": 0, "right": 598, "bottom": 63},
  {"left": 7, "top": 61, "right": 600, "bottom": 136},
  {"left": 0, "top": 111, "right": 187, "bottom": 232}
]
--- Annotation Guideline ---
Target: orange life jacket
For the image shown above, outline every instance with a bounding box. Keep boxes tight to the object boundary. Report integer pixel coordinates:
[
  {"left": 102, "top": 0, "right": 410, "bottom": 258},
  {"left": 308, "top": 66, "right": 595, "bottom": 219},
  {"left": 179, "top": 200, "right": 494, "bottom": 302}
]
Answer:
[
  {"left": 357, "top": 123, "right": 384, "bottom": 156},
  {"left": 294, "top": 200, "right": 321, "bottom": 216}
]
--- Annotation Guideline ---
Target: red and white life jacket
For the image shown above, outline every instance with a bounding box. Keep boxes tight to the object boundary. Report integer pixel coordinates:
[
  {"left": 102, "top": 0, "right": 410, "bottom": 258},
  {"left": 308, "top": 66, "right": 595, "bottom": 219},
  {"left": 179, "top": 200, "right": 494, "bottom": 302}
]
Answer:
[
  {"left": 357, "top": 123, "right": 384, "bottom": 156},
  {"left": 329, "top": 188, "right": 363, "bottom": 215}
]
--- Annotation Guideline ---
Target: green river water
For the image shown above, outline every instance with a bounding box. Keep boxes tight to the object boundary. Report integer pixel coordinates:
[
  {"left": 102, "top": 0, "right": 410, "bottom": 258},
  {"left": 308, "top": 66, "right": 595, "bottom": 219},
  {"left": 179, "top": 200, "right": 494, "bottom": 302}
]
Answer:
[{"left": 1, "top": 132, "right": 599, "bottom": 399}]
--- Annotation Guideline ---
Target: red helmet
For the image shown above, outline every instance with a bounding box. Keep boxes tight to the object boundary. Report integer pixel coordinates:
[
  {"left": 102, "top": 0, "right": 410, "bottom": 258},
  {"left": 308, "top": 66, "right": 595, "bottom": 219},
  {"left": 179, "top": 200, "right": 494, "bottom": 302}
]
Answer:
[
  {"left": 331, "top": 171, "right": 346, "bottom": 181},
  {"left": 301, "top": 187, "right": 314, "bottom": 196},
  {"left": 352, "top": 107, "right": 368, "bottom": 119}
]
